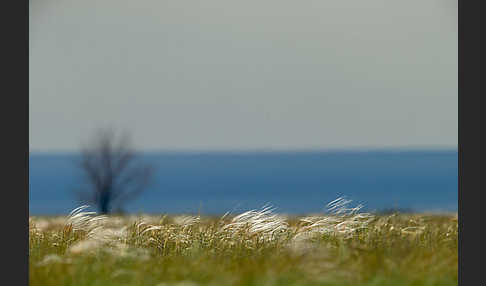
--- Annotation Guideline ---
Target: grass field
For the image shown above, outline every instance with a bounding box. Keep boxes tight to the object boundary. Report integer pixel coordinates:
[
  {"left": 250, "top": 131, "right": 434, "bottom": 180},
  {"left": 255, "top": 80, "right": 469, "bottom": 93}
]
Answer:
[{"left": 29, "top": 199, "right": 458, "bottom": 286}]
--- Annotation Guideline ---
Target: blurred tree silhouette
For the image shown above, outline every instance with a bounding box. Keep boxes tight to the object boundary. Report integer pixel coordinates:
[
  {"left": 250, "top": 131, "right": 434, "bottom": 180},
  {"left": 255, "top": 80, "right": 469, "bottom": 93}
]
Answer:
[{"left": 74, "top": 128, "right": 154, "bottom": 214}]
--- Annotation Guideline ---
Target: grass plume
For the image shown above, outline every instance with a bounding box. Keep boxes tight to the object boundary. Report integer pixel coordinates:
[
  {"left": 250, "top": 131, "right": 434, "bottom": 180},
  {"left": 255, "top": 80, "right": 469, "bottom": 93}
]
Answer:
[{"left": 29, "top": 198, "right": 457, "bottom": 286}]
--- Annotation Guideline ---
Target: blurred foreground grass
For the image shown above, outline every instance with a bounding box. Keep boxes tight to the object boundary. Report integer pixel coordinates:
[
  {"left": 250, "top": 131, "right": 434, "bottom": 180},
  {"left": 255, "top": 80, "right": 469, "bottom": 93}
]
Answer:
[{"left": 29, "top": 203, "right": 457, "bottom": 286}]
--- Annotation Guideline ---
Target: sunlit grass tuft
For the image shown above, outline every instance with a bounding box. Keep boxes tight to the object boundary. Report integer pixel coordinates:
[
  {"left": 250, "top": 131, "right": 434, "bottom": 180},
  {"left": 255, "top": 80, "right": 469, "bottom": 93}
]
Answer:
[{"left": 29, "top": 199, "right": 458, "bottom": 286}]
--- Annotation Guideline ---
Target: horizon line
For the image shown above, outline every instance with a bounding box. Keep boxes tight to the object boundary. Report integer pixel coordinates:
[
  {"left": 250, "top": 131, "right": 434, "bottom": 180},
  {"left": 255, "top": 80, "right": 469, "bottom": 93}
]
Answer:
[{"left": 29, "top": 146, "right": 458, "bottom": 155}]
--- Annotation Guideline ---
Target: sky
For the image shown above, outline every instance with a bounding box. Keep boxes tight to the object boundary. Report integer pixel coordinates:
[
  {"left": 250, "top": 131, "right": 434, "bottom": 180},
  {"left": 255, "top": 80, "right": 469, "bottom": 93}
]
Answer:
[{"left": 29, "top": 0, "right": 457, "bottom": 152}]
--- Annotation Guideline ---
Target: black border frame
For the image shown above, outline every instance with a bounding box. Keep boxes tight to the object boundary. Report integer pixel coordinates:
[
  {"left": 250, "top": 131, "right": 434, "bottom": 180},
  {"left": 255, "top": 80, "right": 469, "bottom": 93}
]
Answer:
[
  {"left": 4, "top": 0, "right": 29, "bottom": 285},
  {"left": 458, "top": 1, "right": 482, "bottom": 285}
]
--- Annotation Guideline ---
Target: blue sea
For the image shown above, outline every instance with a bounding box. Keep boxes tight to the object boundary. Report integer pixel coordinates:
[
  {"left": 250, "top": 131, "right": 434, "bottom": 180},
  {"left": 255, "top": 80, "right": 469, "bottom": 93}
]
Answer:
[{"left": 29, "top": 150, "right": 457, "bottom": 215}]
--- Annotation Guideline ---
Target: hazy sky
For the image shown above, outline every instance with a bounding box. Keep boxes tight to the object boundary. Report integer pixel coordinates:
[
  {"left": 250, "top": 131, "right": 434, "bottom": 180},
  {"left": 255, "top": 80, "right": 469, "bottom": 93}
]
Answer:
[{"left": 29, "top": 0, "right": 457, "bottom": 152}]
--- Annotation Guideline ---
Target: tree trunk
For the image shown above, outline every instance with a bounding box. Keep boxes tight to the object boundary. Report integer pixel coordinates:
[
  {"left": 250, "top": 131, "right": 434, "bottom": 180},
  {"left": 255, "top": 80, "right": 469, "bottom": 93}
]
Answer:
[{"left": 99, "top": 190, "right": 111, "bottom": 214}]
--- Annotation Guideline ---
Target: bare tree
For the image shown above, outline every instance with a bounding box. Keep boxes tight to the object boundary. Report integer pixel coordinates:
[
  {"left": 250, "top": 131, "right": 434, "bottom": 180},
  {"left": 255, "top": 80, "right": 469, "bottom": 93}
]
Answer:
[{"left": 74, "top": 128, "right": 154, "bottom": 214}]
